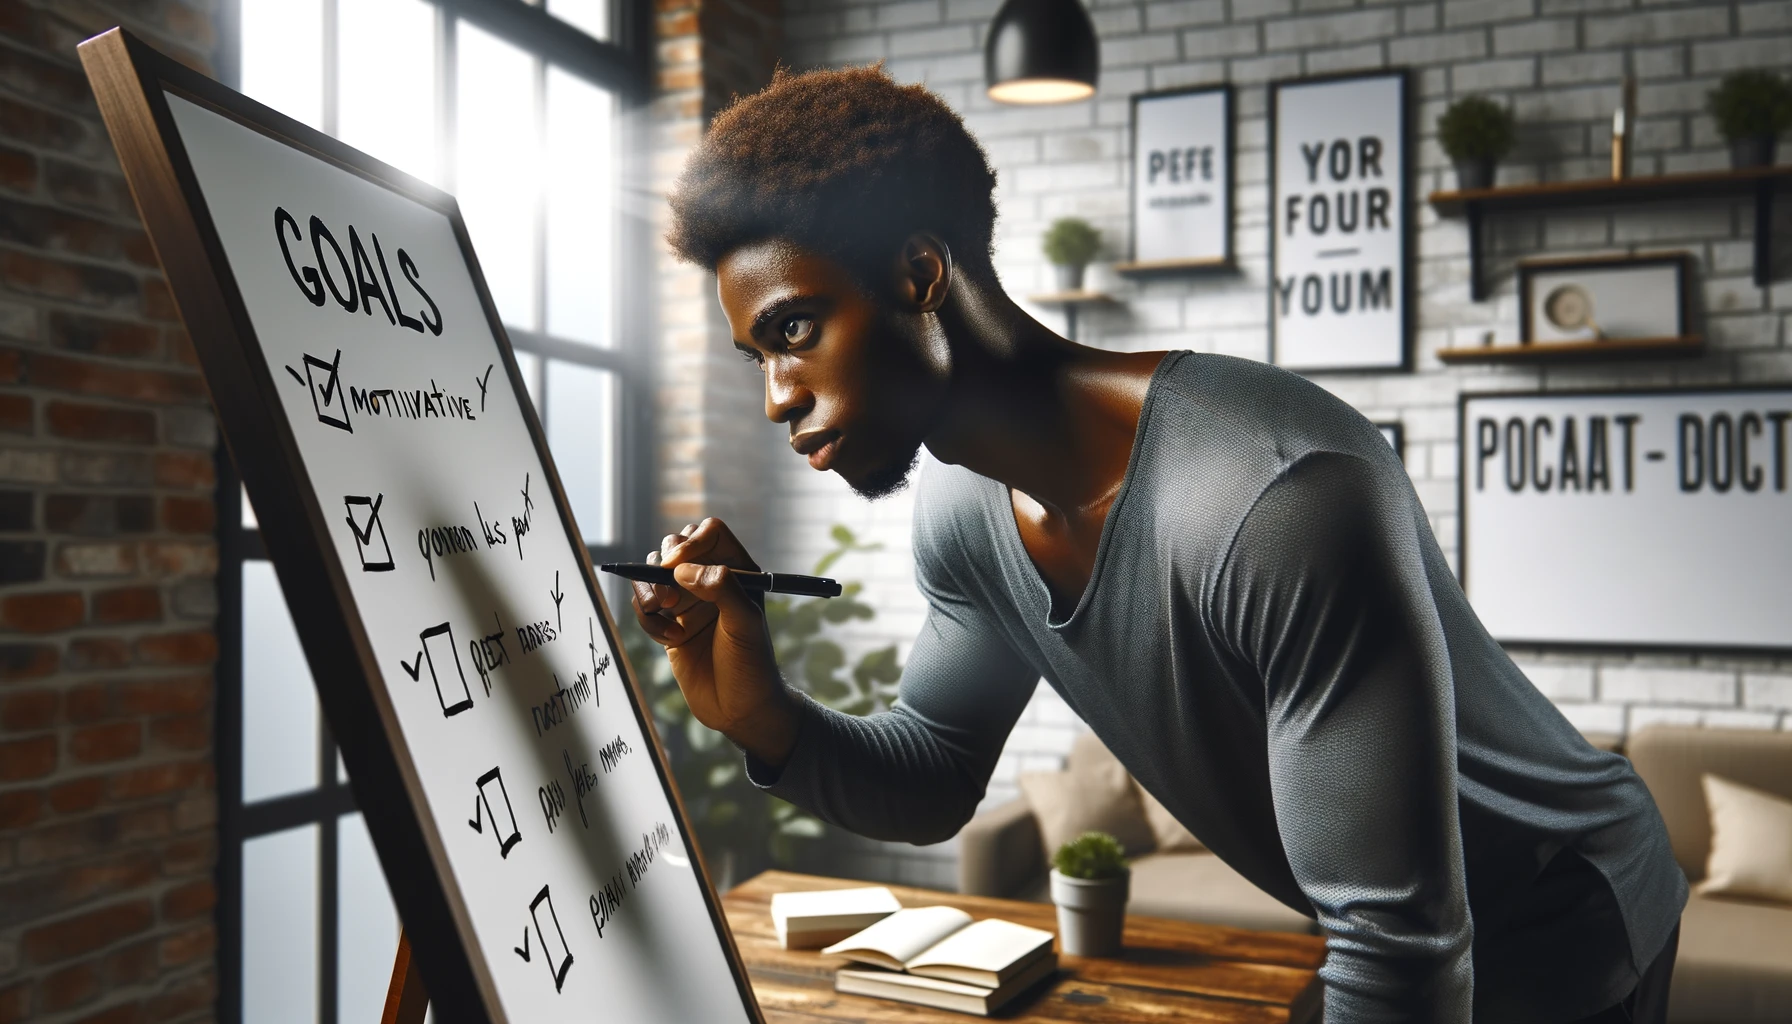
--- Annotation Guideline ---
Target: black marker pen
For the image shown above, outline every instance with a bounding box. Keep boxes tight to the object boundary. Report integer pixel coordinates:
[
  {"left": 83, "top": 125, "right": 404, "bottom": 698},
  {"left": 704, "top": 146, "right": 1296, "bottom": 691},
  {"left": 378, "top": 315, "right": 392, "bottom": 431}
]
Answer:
[{"left": 599, "top": 563, "right": 842, "bottom": 599}]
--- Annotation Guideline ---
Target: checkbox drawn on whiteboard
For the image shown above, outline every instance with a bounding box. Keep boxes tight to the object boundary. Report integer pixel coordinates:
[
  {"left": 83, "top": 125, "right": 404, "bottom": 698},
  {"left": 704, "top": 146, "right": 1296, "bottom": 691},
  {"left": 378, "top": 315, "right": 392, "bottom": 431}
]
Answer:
[
  {"left": 418, "top": 622, "right": 475, "bottom": 717},
  {"left": 285, "top": 349, "right": 352, "bottom": 433},
  {"left": 342, "top": 493, "right": 394, "bottom": 572}
]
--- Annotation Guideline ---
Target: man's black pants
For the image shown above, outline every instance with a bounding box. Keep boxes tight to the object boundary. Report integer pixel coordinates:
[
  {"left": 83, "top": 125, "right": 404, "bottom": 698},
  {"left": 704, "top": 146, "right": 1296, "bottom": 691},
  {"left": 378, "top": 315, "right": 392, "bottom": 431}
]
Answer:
[{"left": 1570, "top": 924, "right": 1679, "bottom": 1024}]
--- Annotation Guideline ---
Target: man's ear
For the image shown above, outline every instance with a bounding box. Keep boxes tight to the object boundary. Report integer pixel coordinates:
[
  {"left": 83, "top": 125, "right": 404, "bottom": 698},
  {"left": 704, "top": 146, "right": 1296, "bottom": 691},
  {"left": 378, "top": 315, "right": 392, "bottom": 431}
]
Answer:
[{"left": 895, "top": 233, "right": 952, "bottom": 313}]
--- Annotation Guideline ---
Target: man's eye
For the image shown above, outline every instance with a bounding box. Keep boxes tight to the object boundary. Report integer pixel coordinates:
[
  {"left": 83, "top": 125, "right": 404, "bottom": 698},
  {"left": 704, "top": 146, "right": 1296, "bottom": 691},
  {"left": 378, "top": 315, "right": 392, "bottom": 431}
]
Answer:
[{"left": 782, "top": 317, "right": 815, "bottom": 346}]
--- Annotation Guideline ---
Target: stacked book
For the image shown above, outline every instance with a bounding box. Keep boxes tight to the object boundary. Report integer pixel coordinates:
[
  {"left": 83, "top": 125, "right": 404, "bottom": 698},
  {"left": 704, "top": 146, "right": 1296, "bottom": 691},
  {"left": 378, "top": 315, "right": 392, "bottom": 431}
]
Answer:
[
  {"left": 770, "top": 886, "right": 903, "bottom": 949},
  {"left": 823, "top": 906, "right": 1057, "bottom": 1016}
]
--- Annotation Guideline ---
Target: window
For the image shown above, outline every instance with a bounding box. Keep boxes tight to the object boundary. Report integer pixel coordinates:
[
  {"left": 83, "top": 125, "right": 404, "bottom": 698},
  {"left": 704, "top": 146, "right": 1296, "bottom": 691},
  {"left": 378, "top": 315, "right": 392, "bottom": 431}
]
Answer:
[{"left": 215, "top": 2, "right": 647, "bottom": 1020}]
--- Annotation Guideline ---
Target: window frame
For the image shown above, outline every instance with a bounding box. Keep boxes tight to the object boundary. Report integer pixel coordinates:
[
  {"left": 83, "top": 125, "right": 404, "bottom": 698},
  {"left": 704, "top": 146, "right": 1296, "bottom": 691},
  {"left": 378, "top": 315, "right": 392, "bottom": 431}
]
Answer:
[{"left": 211, "top": 2, "right": 654, "bottom": 1021}]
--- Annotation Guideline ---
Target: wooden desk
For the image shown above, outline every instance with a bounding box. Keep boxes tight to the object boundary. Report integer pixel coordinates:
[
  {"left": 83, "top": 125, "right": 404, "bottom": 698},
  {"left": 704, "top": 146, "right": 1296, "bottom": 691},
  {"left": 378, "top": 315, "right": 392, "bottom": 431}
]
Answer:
[{"left": 722, "top": 871, "right": 1325, "bottom": 1023}]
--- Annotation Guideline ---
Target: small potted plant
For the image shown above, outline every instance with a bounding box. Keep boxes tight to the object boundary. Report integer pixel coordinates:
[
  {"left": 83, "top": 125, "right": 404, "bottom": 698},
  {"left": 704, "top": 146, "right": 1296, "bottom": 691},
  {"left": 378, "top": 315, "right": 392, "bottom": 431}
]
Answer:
[
  {"left": 1042, "top": 217, "right": 1100, "bottom": 292},
  {"left": 1438, "top": 95, "right": 1516, "bottom": 191},
  {"left": 1707, "top": 69, "right": 1792, "bottom": 169},
  {"left": 1049, "top": 831, "right": 1129, "bottom": 957}
]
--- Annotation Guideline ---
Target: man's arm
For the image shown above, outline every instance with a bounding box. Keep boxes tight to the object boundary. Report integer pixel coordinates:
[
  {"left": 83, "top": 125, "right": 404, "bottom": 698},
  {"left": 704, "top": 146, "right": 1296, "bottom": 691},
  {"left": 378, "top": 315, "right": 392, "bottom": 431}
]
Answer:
[
  {"left": 745, "top": 551, "right": 1042, "bottom": 844},
  {"left": 1216, "top": 451, "right": 1474, "bottom": 1022}
]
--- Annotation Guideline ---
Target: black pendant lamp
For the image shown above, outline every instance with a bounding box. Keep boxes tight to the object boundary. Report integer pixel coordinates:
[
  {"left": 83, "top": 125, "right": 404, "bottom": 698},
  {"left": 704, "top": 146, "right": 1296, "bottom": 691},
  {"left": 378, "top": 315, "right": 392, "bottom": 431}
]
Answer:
[{"left": 984, "top": 0, "right": 1099, "bottom": 104}]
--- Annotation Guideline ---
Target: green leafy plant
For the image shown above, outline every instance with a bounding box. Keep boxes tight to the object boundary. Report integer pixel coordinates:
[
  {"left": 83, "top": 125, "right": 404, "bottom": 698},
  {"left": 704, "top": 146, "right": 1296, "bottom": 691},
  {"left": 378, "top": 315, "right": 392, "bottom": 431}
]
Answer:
[
  {"left": 1041, "top": 217, "right": 1101, "bottom": 267},
  {"left": 1053, "top": 831, "right": 1128, "bottom": 880},
  {"left": 1437, "top": 96, "right": 1516, "bottom": 163},
  {"left": 620, "top": 524, "right": 903, "bottom": 880},
  {"left": 1707, "top": 69, "right": 1792, "bottom": 141}
]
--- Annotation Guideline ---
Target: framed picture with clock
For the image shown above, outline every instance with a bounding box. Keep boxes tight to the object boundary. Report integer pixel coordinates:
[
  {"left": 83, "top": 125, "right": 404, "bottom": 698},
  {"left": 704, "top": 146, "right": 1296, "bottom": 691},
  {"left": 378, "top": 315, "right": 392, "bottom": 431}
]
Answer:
[{"left": 1518, "top": 252, "right": 1692, "bottom": 346}]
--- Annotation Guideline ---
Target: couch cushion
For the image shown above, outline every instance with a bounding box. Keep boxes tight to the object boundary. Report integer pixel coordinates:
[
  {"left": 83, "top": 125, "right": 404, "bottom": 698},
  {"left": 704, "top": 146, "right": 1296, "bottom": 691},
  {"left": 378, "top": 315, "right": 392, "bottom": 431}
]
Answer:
[
  {"left": 1020, "top": 732, "right": 1155, "bottom": 859},
  {"left": 1626, "top": 726, "right": 1792, "bottom": 882},
  {"left": 1135, "top": 785, "right": 1204, "bottom": 853},
  {"left": 1668, "top": 893, "right": 1792, "bottom": 1024},
  {"left": 1582, "top": 731, "right": 1623, "bottom": 754},
  {"left": 1699, "top": 773, "right": 1792, "bottom": 905},
  {"left": 1124, "top": 852, "right": 1317, "bottom": 935}
]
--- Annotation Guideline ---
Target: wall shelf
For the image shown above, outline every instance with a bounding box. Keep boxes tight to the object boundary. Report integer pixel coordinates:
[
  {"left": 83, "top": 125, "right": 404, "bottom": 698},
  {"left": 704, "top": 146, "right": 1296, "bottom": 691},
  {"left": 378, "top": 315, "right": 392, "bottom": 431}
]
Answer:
[
  {"left": 1428, "top": 166, "right": 1792, "bottom": 301},
  {"left": 1113, "top": 257, "right": 1233, "bottom": 276},
  {"left": 1436, "top": 335, "right": 1704, "bottom": 365},
  {"left": 1027, "top": 290, "right": 1116, "bottom": 341}
]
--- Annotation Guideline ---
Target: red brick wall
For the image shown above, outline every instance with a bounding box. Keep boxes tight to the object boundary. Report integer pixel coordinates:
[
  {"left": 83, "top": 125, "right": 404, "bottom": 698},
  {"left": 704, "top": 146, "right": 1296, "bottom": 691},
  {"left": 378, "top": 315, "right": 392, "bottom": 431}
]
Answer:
[
  {"left": 651, "top": 0, "right": 782, "bottom": 551},
  {"left": 0, "top": 3, "right": 220, "bottom": 1022}
]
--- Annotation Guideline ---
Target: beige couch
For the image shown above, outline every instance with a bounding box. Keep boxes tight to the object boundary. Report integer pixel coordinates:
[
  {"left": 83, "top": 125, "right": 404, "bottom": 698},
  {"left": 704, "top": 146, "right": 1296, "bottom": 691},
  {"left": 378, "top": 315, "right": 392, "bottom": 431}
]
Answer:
[
  {"left": 1627, "top": 725, "right": 1792, "bottom": 1023},
  {"left": 958, "top": 726, "right": 1792, "bottom": 1022},
  {"left": 958, "top": 792, "right": 1317, "bottom": 934}
]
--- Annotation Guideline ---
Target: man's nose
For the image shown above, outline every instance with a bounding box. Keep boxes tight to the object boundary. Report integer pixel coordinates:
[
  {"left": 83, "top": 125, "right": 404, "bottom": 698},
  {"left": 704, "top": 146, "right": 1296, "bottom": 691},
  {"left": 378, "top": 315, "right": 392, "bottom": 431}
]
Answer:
[{"left": 764, "top": 359, "right": 812, "bottom": 424}]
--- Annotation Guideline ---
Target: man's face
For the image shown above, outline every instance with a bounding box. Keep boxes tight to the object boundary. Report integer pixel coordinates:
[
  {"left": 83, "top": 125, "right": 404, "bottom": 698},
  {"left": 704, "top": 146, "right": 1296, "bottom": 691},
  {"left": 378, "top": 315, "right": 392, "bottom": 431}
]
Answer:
[{"left": 716, "top": 238, "right": 948, "bottom": 499}]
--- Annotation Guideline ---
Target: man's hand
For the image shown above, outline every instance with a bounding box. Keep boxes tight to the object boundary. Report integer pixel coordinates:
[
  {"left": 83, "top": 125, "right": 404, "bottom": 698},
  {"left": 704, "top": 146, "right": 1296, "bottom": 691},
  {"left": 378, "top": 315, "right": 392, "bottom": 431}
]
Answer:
[{"left": 629, "top": 518, "right": 800, "bottom": 768}]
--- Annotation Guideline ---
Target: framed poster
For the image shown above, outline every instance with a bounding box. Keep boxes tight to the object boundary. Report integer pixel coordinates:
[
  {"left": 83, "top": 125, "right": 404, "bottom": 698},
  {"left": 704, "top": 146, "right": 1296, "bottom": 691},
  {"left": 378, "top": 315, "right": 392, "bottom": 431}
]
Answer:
[
  {"left": 1460, "top": 386, "right": 1792, "bottom": 653},
  {"left": 1519, "top": 252, "right": 1690, "bottom": 345},
  {"left": 1270, "top": 70, "right": 1410, "bottom": 372},
  {"left": 1122, "top": 85, "right": 1232, "bottom": 273},
  {"left": 80, "top": 29, "right": 763, "bottom": 1024}
]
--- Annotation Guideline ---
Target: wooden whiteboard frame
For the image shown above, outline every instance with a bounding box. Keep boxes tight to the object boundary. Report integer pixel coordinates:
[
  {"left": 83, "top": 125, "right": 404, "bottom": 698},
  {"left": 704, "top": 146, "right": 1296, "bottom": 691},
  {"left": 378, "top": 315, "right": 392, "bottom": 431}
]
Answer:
[{"left": 79, "top": 29, "right": 763, "bottom": 1024}]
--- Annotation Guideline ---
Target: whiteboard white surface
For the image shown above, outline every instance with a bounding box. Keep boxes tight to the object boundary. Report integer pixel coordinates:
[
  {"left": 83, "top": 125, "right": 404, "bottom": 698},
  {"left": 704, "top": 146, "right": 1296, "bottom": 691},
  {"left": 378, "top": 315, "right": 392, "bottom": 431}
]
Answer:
[
  {"left": 1132, "top": 89, "right": 1229, "bottom": 265},
  {"left": 1462, "top": 389, "right": 1792, "bottom": 651},
  {"left": 166, "top": 93, "right": 753, "bottom": 1022},
  {"left": 1272, "top": 73, "right": 1406, "bottom": 371}
]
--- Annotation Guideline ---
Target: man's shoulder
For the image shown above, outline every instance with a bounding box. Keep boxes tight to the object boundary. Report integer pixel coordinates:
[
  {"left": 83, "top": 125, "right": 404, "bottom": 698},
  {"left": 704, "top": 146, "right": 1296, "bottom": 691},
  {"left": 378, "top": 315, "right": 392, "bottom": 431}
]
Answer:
[
  {"left": 1131, "top": 352, "right": 1411, "bottom": 560},
  {"left": 911, "top": 455, "right": 999, "bottom": 554},
  {"left": 1148, "top": 351, "right": 1368, "bottom": 446},
  {"left": 907, "top": 456, "right": 1012, "bottom": 600}
]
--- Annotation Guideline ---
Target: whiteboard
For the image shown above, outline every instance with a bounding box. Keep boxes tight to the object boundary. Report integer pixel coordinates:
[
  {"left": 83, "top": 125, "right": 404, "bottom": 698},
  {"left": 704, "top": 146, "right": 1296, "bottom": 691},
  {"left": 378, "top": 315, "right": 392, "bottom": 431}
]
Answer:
[
  {"left": 81, "top": 29, "right": 758, "bottom": 1024},
  {"left": 1271, "top": 72, "right": 1408, "bottom": 371},
  {"left": 1461, "top": 389, "right": 1792, "bottom": 651}
]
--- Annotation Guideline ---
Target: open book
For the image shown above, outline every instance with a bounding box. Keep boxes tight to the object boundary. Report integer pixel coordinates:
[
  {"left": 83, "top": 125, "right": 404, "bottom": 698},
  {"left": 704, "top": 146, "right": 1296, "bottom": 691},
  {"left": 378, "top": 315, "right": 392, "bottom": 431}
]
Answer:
[{"left": 824, "top": 906, "right": 1055, "bottom": 988}]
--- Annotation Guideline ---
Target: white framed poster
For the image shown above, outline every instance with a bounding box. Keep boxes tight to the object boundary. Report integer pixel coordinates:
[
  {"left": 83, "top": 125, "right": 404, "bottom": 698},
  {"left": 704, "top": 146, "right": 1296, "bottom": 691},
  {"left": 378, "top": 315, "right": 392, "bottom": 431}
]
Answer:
[
  {"left": 1123, "top": 85, "right": 1232, "bottom": 272},
  {"left": 1271, "top": 70, "right": 1410, "bottom": 372},
  {"left": 1460, "top": 387, "right": 1792, "bottom": 653}
]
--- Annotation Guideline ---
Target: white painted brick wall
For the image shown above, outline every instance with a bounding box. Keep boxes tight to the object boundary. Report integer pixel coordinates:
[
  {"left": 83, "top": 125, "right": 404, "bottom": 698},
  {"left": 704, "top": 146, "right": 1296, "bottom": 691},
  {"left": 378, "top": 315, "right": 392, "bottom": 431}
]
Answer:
[{"left": 750, "top": 0, "right": 1792, "bottom": 887}]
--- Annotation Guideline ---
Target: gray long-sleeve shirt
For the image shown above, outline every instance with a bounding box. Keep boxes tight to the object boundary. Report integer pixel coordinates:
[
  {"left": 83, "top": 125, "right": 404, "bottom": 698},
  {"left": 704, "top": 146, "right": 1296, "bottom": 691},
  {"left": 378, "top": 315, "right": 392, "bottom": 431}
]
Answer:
[{"left": 748, "top": 351, "right": 1686, "bottom": 1022}]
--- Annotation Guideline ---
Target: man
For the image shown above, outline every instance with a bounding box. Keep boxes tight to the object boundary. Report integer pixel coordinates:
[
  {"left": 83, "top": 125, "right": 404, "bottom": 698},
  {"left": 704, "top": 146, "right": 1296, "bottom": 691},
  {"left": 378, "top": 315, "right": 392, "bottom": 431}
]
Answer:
[{"left": 634, "top": 65, "right": 1685, "bottom": 1022}]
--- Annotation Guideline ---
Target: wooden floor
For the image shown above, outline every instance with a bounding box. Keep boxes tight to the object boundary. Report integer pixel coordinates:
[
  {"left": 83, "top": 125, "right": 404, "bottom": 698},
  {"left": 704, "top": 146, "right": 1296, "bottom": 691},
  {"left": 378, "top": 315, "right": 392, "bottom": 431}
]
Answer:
[{"left": 722, "top": 871, "right": 1326, "bottom": 1023}]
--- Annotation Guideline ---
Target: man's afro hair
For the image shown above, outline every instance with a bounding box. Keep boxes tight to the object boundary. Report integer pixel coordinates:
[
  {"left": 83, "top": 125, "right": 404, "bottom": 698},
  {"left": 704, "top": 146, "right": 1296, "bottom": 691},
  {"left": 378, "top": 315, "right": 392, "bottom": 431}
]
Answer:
[{"left": 667, "top": 65, "right": 999, "bottom": 285}]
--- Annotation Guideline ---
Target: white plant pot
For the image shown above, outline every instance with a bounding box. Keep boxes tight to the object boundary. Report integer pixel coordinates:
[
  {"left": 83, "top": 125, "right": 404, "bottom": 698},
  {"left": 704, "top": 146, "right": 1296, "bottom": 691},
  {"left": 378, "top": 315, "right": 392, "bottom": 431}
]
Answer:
[
  {"left": 1050, "top": 868, "right": 1129, "bottom": 957},
  {"left": 1054, "top": 262, "right": 1087, "bottom": 292}
]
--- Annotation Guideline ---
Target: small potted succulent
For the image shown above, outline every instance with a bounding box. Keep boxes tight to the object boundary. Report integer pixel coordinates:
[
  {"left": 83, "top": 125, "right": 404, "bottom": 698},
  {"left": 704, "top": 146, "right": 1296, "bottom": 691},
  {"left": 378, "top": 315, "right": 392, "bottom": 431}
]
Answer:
[
  {"left": 1041, "top": 217, "right": 1101, "bottom": 292},
  {"left": 1707, "top": 69, "right": 1792, "bottom": 169},
  {"left": 1438, "top": 95, "right": 1516, "bottom": 191},
  {"left": 1049, "top": 831, "right": 1129, "bottom": 957}
]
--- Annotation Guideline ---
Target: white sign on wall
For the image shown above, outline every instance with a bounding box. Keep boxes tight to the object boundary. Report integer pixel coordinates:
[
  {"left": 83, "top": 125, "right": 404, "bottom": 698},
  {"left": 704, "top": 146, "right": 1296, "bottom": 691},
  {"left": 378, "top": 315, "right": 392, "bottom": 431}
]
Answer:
[
  {"left": 1128, "top": 86, "right": 1231, "bottom": 270},
  {"left": 1271, "top": 71, "right": 1409, "bottom": 371},
  {"left": 1461, "top": 388, "right": 1792, "bottom": 652},
  {"left": 83, "top": 30, "right": 760, "bottom": 1024}
]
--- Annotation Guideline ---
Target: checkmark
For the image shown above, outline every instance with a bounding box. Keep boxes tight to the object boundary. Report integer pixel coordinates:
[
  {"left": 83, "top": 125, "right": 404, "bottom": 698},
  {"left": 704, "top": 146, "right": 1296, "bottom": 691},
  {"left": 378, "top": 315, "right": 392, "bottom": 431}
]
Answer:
[
  {"left": 401, "top": 651, "right": 423, "bottom": 680},
  {"left": 301, "top": 350, "right": 352, "bottom": 433},
  {"left": 515, "top": 928, "right": 531, "bottom": 962},
  {"left": 342, "top": 494, "right": 394, "bottom": 572},
  {"left": 550, "top": 571, "right": 564, "bottom": 632}
]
